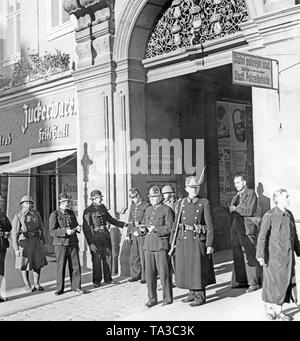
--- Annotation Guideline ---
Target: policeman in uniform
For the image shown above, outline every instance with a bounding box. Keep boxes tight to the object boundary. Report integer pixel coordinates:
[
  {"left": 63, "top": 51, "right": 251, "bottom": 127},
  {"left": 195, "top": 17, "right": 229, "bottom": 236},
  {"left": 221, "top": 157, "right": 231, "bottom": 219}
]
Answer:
[
  {"left": 143, "top": 186, "right": 174, "bottom": 307},
  {"left": 49, "top": 193, "right": 84, "bottom": 295},
  {"left": 0, "top": 195, "right": 12, "bottom": 302},
  {"left": 83, "top": 190, "right": 127, "bottom": 287},
  {"left": 161, "top": 185, "right": 177, "bottom": 212},
  {"left": 126, "top": 188, "right": 150, "bottom": 283},
  {"left": 171, "top": 176, "right": 215, "bottom": 306},
  {"left": 12, "top": 195, "right": 48, "bottom": 292},
  {"left": 161, "top": 185, "right": 177, "bottom": 288}
]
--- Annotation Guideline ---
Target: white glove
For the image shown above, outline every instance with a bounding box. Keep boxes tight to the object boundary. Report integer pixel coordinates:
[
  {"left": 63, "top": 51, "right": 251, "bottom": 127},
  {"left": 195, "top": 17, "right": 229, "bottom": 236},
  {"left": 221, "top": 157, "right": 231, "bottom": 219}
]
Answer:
[
  {"left": 257, "top": 257, "right": 264, "bottom": 266},
  {"left": 66, "top": 228, "right": 75, "bottom": 235},
  {"left": 133, "top": 231, "right": 139, "bottom": 237},
  {"left": 15, "top": 250, "right": 21, "bottom": 257},
  {"left": 89, "top": 244, "right": 98, "bottom": 253},
  {"left": 206, "top": 247, "right": 214, "bottom": 255}
]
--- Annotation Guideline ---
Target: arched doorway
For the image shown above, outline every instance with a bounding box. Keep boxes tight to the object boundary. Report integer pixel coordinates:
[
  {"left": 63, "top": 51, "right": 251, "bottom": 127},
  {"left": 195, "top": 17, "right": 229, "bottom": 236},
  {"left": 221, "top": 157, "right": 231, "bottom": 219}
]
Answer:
[{"left": 114, "top": 0, "right": 256, "bottom": 250}]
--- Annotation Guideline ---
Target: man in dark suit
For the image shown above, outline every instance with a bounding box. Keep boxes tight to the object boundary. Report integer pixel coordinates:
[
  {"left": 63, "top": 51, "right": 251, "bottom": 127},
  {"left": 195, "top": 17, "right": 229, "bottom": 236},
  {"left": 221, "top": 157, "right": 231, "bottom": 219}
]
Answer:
[
  {"left": 82, "top": 190, "right": 127, "bottom": 287},
  {"left": 143, "top": 186, "right": 174, "bottom": 308},
  {"left": 229, "top": 173, "right": 261, "bottom": 292},
  {"left": 49, "top": 193, "right": 84, "bottom": 295}
]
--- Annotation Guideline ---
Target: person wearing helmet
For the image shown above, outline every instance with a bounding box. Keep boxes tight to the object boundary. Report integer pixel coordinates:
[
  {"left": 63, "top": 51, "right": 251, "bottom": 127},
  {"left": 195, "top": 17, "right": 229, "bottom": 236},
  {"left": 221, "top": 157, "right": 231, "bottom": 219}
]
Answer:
[
  {"left": 170, "top": 175, "right": 215, "bottom": 307},
  {"left": 49, "top": 192, "right": 84, "bottom": 295},
  {"left": 126, "top": 188, "right": 150, "bottom": 284},
  {"left": 161, "top": 185, "right": 177, "bottom": 212},
  {"left": 82, "top": 190, "right": 128, "bottom": 287},
  {"left": 11, "top": 195, "right": 47, "bottom": 293},
  {"left": 0, "top": 195, "right": 12, "bottom": 302},
  {"left": 160, "top": 185, "right": 177, "bottom": 289},
  {"left": 142, "top": 186, "right": 174, "bottom": 308}
]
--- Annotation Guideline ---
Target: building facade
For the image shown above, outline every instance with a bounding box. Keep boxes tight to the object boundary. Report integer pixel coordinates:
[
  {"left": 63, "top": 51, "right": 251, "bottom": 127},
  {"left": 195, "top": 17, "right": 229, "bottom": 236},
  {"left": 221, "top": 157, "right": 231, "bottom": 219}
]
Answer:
[{"left": 1, "top": 0, "right": 300, "bottom": 267}]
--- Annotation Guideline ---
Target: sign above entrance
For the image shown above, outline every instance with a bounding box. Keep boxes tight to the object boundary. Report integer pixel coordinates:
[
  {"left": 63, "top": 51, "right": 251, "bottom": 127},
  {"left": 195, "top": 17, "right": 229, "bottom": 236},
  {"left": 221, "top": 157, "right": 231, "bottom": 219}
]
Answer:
[{"left": 232, "top": 51, "right": 279, "bottom": 90}]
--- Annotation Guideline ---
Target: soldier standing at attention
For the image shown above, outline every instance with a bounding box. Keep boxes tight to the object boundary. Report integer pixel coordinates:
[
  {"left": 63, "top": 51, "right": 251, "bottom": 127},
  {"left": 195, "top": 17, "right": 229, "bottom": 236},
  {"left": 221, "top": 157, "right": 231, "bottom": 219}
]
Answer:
[
  {"left": 83, "top": 190, "right": 128, "bottom": 287},
  {"left": 143, "top": 186, "right": 174, "bottom": 308},
  {"left": 0, "top": 195, "right": 12, "bottom": 302},
  {"left": 170, "top": 176, "right": 215, "bottom": 307},
  {"left": 161, "top": 185, "right": 177, "bottom": 212},
  {"left": 12, "top": 195, "right": 47, "bottom": 292},
  {"left": 126, "top": 188, "right": 150, "bottom": 284},
  {"left": 49, "top": 193, "right": 84, "bottom": 295}
]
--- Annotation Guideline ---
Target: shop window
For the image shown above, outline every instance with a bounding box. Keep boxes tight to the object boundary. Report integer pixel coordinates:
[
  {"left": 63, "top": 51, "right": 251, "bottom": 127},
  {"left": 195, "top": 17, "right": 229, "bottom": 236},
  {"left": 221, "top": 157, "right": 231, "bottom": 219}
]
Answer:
[
  {"left": 51, "top": 0, "right": 70, "bottom": 28},
  {"left": 3, "top": 0, "right": 20, "bottom": 62},
  {"left": 0, "top": 156, "right": 10, "bottom": 214}
]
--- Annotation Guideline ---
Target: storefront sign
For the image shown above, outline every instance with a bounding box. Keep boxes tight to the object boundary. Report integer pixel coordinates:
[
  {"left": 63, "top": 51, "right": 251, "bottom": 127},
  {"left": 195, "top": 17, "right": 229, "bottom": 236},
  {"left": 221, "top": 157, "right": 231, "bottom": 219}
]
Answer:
[
  {"left": 22, "top": 98, "right": 76, "bottom": 134},
  {"left": 38, "top": 124, "right": 70, "bottom": 144},
  {"left": 0, "top": 133, "right": 12, "bottom": 147},
  {"left": 232, "top": 51, "right": 278, "bottom": 90}
]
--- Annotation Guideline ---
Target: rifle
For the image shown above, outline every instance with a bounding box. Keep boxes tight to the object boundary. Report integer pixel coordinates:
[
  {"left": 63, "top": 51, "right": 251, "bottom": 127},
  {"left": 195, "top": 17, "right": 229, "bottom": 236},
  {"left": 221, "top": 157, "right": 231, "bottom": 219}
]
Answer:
[{"left": 168, "top": 198, "right": 185, "bottom": 257}]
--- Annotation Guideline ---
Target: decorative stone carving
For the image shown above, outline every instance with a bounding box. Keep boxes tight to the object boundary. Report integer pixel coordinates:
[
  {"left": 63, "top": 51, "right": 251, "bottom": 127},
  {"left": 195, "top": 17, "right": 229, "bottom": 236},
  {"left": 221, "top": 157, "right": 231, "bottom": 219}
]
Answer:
[
  {"left": 63, "top": 0, "right": 82, "bottom": 15},
  {"left": 146, "top": 0, "right": 249, "bottom": 58},
  {"left": 63, "top": 0, "right": 114, "bottom": 68}
]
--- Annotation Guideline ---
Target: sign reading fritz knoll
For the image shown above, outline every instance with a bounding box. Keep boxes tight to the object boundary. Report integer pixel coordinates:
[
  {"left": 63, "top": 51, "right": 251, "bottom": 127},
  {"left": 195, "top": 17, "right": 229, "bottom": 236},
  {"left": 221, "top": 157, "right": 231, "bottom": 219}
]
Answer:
[{"left": 232, "top": 51, "right": 278, "bottom": 90}]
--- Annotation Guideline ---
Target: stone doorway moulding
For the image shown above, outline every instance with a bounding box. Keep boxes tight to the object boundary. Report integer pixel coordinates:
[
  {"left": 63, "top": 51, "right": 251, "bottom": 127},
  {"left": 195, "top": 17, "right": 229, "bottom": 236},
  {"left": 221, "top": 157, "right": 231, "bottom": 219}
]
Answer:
[
  {"left": 112, "top": 0, "right": 264, "bottom": 214},
  {"left": 114, "top": 0, "right": 263, "bottom": 64}
]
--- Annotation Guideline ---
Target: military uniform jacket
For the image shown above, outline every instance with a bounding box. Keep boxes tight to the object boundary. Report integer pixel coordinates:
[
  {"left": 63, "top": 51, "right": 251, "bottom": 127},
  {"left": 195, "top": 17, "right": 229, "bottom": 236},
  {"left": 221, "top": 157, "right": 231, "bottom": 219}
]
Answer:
[
  {"left": 49, "top": 209, "right": 79, "bottom": 247},
  {"left": 83, "top": 204, "right": 125, "bottom": 245},
  {"left": 231, "top": 186, "right": 258, "bottom": 236},
  {"left": 173, "top": 197, "right": 216, "bottom": 289},
  {"left": 0, "top": 211, "right": 12, "bottom": 251},
  {"left": 143, "top": 203, "right": 174, "bottom": 252},
  {"left": 12, "top": 209, "right": 45, "bottom": 251},
  {"left": 127, "top": 201, "right": 150, "bottom": 238}
]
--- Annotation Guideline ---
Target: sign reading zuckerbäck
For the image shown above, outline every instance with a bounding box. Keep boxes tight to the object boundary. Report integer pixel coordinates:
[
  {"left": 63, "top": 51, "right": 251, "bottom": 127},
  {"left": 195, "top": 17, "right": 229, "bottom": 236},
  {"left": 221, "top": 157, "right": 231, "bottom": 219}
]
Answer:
[{"left": 232, "top": 51, "right": 279, "bottom": 90}]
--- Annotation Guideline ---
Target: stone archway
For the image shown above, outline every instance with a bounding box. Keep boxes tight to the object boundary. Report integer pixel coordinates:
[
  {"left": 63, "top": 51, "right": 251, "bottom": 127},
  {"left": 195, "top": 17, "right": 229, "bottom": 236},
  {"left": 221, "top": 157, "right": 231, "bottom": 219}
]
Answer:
[{"left": 114, "top": 0, "right": 263, "bottom": 63}]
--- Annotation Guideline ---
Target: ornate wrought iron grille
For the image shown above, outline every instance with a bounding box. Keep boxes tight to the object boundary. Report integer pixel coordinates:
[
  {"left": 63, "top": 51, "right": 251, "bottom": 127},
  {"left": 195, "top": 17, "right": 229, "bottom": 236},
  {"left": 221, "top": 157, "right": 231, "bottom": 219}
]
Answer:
[{"left": 145, "top": 0, "right": 249, "bottom": 59}]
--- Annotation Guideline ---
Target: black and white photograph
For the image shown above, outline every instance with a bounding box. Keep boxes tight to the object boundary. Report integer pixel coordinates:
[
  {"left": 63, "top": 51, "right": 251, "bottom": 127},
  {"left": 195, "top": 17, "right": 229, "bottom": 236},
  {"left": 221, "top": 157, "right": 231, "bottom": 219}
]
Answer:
[{"left": 0, "top": 0, "right": 300, "bottom": 326}]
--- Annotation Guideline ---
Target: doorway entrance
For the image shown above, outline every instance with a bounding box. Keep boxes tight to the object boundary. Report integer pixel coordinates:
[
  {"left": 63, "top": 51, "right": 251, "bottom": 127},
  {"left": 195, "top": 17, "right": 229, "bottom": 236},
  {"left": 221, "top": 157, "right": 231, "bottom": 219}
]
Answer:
[
  {"left": 141, "top": 63, "right": 254, "bottom": 250},
  {"left": 35, "top": 154, "right": 77, "bottom": 255}
]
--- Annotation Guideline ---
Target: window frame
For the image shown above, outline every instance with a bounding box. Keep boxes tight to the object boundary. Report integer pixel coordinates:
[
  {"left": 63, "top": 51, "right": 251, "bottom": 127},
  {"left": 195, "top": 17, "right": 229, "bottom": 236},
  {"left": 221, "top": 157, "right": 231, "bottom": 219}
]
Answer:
[
  {"left": 46, "top": 0, "right": 73, "bottom": 42},
  {"left": 2, "top": 0, "right": 21, "bottom": 67},
  {"left": 0, "top": 153, "right": 12, "bottom": 215}
]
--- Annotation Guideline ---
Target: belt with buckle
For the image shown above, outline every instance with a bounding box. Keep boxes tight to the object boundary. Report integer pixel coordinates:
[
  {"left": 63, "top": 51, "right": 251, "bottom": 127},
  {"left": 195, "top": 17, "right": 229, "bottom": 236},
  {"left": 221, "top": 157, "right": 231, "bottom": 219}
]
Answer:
[
  {"left": 179, "top": 224, "right": 195, "bottom": 231},
  {"left": 94, "top": 226, "right": 107, "bottom": 232},
  {"left": 25, "top": 231, "right": 40, "bottom": 239},
  {"left": 184, "top": 224, "right": 195, "bottom": 231}
]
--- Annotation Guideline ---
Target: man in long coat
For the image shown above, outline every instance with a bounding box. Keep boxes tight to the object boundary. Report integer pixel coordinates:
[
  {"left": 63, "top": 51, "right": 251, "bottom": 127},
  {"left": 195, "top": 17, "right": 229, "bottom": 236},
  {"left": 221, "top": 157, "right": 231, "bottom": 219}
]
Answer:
[
  {"left": 171, "top": 176, "right": 215, "bottom": 307},
  {"left": 229, "top": 173, "right": 261, "bottom": 292},
  {"left": 256, "top": 189, "right": 300, "bottom": 321}
]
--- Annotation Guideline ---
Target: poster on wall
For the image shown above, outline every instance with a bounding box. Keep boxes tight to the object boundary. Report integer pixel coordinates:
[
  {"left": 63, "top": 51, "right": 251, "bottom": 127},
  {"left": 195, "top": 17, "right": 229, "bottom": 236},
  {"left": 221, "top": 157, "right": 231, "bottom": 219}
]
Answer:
[{"left": 217, "top": 101, "right": 251, "bottom": 205}]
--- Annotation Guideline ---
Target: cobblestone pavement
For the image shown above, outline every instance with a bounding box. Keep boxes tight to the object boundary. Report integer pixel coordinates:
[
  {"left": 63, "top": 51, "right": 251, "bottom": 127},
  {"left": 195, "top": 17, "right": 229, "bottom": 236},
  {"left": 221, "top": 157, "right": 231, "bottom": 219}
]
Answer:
[{"left": 1, "top": 249, "right": 300, "bottom": 321}]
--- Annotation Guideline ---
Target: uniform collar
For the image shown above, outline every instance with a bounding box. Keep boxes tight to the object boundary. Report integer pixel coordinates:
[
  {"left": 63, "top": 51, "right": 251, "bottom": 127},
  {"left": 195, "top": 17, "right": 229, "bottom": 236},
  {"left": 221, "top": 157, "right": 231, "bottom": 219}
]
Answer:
[
  {"left": 186, "top": 196, "right": 200, "bottom": 204},
  {"left": 21, "top": 208, "right": 33, "bottom": 215},
  {"left": 274, "top": 205, "right": 287, "bottom": 216},
  {"left": 152, "top": 203, "right": 162, "bottom": 209}
]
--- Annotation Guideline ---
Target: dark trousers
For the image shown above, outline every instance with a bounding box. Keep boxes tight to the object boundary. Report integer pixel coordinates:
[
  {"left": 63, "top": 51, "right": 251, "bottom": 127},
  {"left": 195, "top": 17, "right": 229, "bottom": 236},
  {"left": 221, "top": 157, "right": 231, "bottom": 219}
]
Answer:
[
  {"left": 91, "top": 239, "right": 112, "bottom": 284},
  {"left": 130, "top": 235, "right": 146, "bottom": 280},
  {"left": 145, "top": 250, "right": 172, "bottom": 303},
  {"left": 231, "top": 225, "right": 261, "bottom": 286},
  {"left": 55, "top": 245, "right": 81, "bottom": 292}
]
